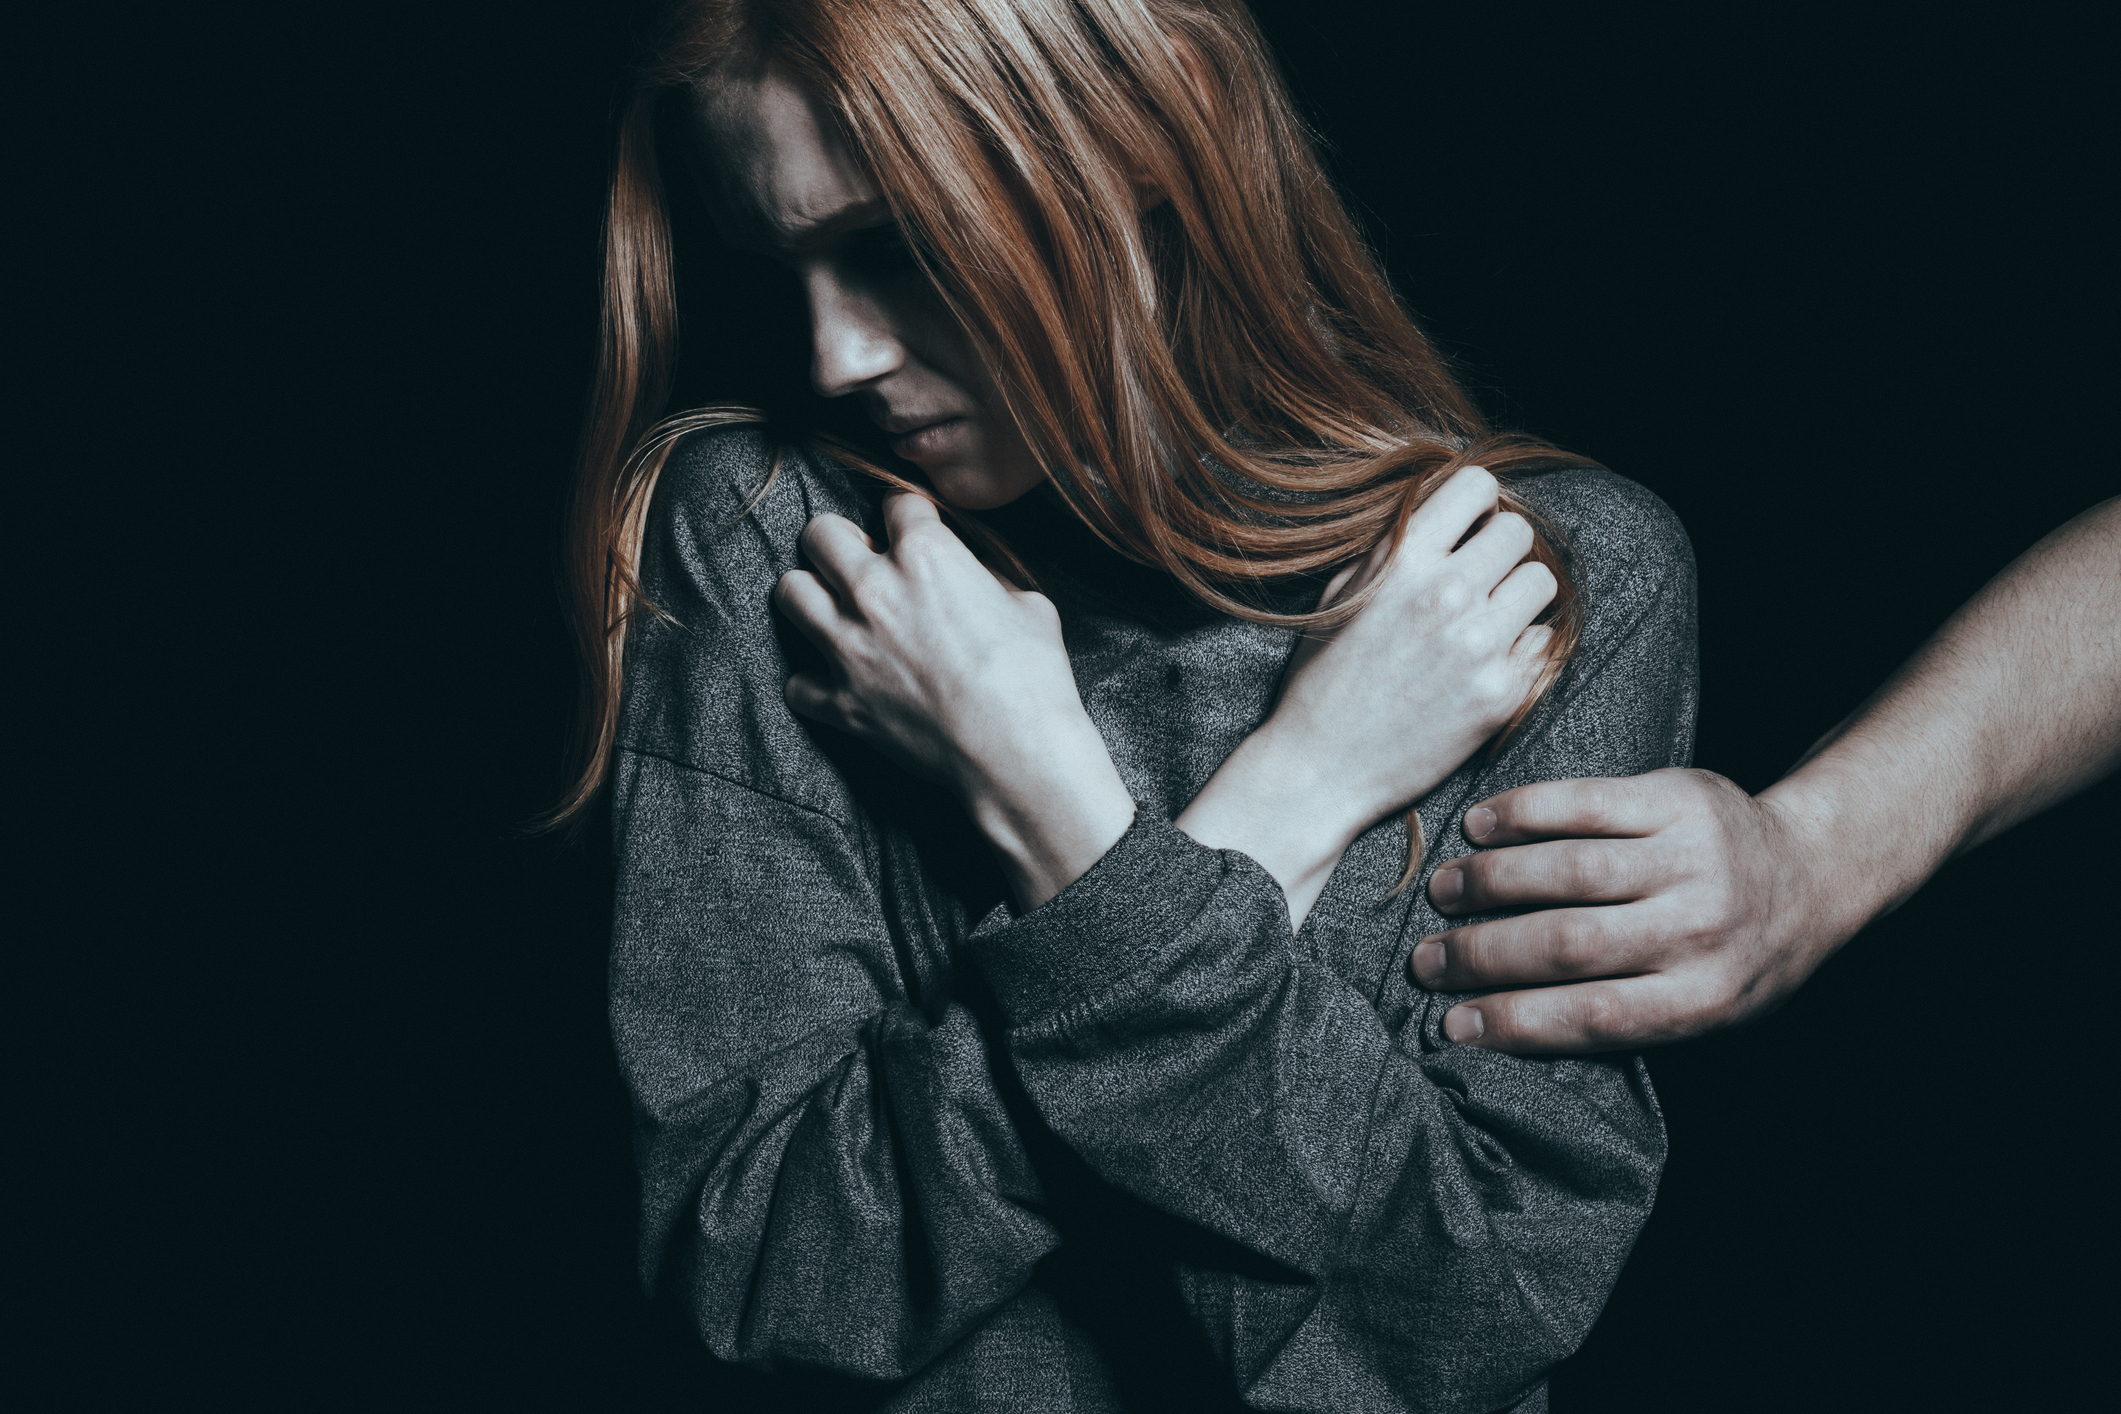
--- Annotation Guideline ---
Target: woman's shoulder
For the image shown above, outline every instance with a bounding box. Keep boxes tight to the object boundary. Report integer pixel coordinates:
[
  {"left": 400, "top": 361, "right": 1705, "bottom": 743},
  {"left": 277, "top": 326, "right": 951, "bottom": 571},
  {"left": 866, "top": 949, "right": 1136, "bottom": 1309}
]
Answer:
[
  {"left": 635, "top": 422, "right": 885, "bottom": 614},
  {"left": 1506, "top": 464, "right": 1695, "bottom": 619},
  {"left": 621, "top": 425, "right": 875, "bottom": 814},
  {"left": 652, "top": 422, "right": 877, "bottom": 563}
]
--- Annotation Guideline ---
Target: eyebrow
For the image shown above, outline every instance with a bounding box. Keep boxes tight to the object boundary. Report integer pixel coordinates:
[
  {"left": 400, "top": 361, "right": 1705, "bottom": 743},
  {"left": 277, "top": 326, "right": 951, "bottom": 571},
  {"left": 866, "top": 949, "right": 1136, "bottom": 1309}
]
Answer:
[{"left": 765, "top": 198, "right": 894, "bottom": 255}]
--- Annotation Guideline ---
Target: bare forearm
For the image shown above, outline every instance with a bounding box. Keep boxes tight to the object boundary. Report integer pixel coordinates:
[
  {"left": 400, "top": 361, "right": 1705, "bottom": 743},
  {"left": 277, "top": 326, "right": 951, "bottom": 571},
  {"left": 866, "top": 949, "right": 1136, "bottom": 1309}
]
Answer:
[
  {"left": 1176, "top": 725, "right": 1363, "bottom": 929},
  {"left": 966, "top": 721, "right": 1136, "bottom": 912},
  {"left": 1766, "top": 495, "right": 2121, "bottom": 924},
  {"left": 1179, "top": 467, "right": 1562, "bottom": 929},
  {"left": 1414, "top": 496, "right": 2121, "bottom": 1055}
]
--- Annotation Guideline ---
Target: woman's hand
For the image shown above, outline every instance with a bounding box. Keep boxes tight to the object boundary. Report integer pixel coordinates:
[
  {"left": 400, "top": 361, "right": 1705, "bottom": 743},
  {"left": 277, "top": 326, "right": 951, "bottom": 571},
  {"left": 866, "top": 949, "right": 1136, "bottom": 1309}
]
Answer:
[
  {"left": 775, "top": 493, "right": 1135, "bottom": 910},
  {"left": 1177, "top": 465, "right": 1560, "bottom": 927}
]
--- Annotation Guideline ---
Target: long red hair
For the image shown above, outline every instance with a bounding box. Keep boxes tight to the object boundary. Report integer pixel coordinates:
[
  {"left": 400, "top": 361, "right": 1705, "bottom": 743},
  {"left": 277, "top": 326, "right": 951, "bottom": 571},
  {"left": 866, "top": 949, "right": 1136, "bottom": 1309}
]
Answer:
[{"left": 549, "top": 0, "right": 1590, "bottom": 830}]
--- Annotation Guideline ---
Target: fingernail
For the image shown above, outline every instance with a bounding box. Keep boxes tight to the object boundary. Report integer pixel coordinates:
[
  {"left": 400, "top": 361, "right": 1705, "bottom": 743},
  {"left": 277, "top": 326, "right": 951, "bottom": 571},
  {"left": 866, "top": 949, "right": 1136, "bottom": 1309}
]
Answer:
[
  {"left": 1429, "top": 867, "right": 1464, "bottom": 907},
  {"left": 1444, "top": 1005, "right": 1485, "bottom": 1044},
  {"left": 1410, "top": 940, "right": 1446, "bottom": 986},
  {"left": 1464, "top": 807, "right": 1496, "bottom": 841}
]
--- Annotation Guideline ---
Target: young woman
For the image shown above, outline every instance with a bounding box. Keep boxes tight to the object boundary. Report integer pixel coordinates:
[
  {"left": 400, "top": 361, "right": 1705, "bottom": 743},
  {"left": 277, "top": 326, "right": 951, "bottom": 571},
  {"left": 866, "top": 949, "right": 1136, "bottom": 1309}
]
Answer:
[{"left": 555, "top": 2, "right": 1696, "bottom": 1409}]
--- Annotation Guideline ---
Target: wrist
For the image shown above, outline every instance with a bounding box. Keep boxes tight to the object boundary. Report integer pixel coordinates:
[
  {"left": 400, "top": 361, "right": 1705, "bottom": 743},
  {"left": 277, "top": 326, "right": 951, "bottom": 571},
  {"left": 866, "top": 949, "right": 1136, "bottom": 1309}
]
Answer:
[
  {"left": 1176, "top": 724, "right": 1369, "bottom": 923},
  {"left": 1758, "top": 749, "right": 1959, "bottom": 957},
  {"left": 960, "top": 711, "right": 1135, "bottom": 912}
]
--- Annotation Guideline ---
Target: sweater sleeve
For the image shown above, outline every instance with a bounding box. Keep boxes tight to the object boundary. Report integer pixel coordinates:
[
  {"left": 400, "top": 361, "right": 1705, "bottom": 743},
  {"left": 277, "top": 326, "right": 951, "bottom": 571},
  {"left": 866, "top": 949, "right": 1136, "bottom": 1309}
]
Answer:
[
  {"left": 608, "top": 429, "right": 1054, "bottom": 1380},
  {"left": 962, "top": 469, "right": 1695, "bottom": 1413}
]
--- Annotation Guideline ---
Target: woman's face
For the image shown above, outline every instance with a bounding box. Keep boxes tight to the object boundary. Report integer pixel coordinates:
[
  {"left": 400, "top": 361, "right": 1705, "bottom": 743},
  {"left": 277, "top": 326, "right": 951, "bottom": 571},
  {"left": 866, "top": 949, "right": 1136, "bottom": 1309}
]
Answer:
[{"left": 691, "top": 67, "right": 1047, "bottom": 510}]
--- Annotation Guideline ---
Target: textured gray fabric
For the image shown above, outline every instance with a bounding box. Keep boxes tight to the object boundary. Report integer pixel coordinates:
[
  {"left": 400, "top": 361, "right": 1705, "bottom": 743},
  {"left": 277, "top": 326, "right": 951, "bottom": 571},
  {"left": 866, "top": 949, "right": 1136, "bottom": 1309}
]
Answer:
[{"left": 610, "top": 426, "right": 1698, "bottom": 1412}]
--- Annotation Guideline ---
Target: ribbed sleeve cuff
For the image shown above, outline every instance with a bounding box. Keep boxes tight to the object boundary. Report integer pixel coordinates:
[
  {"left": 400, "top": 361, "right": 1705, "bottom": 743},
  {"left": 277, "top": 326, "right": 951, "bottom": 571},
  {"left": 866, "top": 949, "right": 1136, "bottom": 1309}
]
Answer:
[{"left": 966, "top": 809, "right": 1227, "bottom": 1025}]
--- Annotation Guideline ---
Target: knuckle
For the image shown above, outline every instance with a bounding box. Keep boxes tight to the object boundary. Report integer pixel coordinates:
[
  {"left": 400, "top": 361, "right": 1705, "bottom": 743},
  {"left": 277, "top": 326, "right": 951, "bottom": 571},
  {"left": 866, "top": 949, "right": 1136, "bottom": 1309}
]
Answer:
[
  {"left": 1656, "top": 975, "right": 1734, "bottom": 1038},
  {"left": 1468, "top": 669, "right": 1515, "bottom": 718},
  {"left": 1674, "top": 767, "right": 1730, "bottom": 811},
  {"left": 1426, "top": 572, "right": 1474, "bottom": 615},
  {"left": 1703, "top": 970, "right": 1752, "bottom": 1019},
  {"left": 831, "top": 689, "right": 870, "bottom": 728},
  {"left": 1673, "top": 903, "right": 1726, "bottom": 944},
  {"left": 1442, "top": 617, "right": 1486, "bottom": 656},
  {"left": 896, "top": 529, "right": 941, "bottom": 566},
  {"left": 1574, "top": 987, "right": 1635, "bottom": 1046},
  {"left": 906, "top": 527, "right": 966, "bottom": 575},
  {"left": 842, "top": 567, "right": 880, "bottom": 610},
  {"left": 1566, "top": 844, "right": 1623, "bottom": 895},
  {"left": 1544, "top": 918, "right": 1592, "bottom": 973}
]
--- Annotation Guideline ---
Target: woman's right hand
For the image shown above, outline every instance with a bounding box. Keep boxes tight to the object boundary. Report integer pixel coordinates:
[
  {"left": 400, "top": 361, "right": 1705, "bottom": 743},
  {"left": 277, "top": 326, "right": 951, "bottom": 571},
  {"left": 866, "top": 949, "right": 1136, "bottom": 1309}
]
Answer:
[{"left": 1175, "top": 465, "right": 1560, "bottom": 926}]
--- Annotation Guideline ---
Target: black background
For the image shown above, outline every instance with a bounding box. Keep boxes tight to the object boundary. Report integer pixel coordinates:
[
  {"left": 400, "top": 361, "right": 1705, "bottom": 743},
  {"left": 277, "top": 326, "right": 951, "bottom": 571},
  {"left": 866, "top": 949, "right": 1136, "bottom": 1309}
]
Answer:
[{"left": 23, "top": 0, "right": 2116, "bottom": 1408}]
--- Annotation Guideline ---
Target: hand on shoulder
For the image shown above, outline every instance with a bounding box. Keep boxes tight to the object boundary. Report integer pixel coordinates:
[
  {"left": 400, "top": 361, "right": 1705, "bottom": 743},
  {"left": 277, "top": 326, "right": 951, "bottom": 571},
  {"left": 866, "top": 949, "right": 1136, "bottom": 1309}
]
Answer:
[{"left": 1409, "top": 768, "right": 1856, "bottom": 1051}]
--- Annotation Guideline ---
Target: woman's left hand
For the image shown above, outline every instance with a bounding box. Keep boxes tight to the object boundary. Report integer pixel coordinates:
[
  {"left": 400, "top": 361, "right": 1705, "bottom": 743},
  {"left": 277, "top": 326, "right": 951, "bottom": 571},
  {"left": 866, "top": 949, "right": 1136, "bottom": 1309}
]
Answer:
[
  {"left": 1177, "top": 465, "right": 1560, "bottom": 927},
  {"left": 775, "top": 493, "right": 1135, "bottom": 909}
]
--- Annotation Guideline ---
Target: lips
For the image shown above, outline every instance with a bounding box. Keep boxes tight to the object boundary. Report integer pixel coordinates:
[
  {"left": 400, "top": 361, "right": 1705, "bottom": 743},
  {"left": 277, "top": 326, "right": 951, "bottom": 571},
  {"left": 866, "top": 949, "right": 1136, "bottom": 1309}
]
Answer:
[
  {"left": 885, "top": 415, "right": 966, "bottom": 460},
  {"left": 878, "top": 411, "right": 951, "bottom": 436}
]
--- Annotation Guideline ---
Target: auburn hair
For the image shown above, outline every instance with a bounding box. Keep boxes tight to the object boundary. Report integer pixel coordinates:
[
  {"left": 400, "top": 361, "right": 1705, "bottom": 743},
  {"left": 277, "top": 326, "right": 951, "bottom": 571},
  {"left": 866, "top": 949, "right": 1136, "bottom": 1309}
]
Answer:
[{"left": 549, "top": 0, "right": 1592, "bottom": 836}]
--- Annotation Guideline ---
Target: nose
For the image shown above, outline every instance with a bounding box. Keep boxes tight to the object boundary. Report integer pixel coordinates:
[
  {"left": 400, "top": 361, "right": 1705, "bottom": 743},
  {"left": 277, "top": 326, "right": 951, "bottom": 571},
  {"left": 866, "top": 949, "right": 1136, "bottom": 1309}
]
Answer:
[{"left": 805, "top": 270, "right": 904, "bottom": 398}]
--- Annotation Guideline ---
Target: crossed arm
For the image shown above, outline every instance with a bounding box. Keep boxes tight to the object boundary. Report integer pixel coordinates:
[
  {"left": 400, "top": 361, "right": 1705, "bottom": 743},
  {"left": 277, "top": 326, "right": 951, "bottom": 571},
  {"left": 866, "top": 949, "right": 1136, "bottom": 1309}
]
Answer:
[
  {"left": 677, "top": 456, "right": 1657, "bottom": 1398},
  {"left": 1414, "top": 495, "right": 2121, "bottom": 1052},
  {"left": 776, "top": 464, "right": 1556, "bottom": 923},
  {"left": 783, "top": 454, "right": 2117, "bottom": 1061}
]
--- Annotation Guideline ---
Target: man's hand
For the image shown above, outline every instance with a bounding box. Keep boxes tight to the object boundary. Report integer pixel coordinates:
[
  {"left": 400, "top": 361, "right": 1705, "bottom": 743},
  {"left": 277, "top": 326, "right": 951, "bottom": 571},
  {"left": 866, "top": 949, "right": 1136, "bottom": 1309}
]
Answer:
[
  {"left": 1408, "top": 769, "right": 1862, "bottom": 1053},
  {"left": 1412, "top": 496, "right": 2119, "bottom": 1054}
]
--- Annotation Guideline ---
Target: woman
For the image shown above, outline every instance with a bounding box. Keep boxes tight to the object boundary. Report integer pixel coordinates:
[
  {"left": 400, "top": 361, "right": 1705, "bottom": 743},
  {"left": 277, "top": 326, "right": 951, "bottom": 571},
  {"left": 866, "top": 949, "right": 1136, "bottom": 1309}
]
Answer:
[{"left": 554, "top": 1, "right": 1696, "bottom": 1409}]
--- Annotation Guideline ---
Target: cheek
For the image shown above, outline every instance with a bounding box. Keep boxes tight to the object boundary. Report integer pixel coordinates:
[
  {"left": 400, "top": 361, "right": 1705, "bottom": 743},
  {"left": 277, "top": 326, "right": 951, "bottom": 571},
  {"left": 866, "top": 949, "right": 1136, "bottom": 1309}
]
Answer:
[
  {"left": 888, "top": 286, "right": 983, "bottom": 385},
  {"left": 871, "top": 282, "right": 1046, "bottom": 507}
]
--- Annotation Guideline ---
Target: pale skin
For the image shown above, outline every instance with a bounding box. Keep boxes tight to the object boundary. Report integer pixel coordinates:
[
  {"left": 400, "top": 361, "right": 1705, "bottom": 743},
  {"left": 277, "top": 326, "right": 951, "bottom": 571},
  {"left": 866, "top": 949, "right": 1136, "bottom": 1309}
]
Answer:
[
  {"left": 698, "top": 67, "right": 1558, "bottom": 927},
  {"left": 1415, "top": 493, "right": 2121, "bottom": 1051},
  {"left": 697, "top": 68, "right": 2121, "bottom": 1050}
]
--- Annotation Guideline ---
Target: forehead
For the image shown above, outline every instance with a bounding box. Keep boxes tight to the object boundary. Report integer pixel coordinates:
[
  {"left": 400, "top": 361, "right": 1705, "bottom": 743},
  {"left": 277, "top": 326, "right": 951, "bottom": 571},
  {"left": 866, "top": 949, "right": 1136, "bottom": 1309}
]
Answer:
[{"left": 688, "top": 65, "right": 882, "bottom": 252}]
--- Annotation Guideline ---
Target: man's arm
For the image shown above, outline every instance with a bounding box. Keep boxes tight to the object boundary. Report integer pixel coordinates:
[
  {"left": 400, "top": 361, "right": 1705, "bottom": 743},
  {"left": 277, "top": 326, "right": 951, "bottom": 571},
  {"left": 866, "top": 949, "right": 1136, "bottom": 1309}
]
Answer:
[{"left": 1409, "top": 495, "right": 2121, "bottom": 1053}]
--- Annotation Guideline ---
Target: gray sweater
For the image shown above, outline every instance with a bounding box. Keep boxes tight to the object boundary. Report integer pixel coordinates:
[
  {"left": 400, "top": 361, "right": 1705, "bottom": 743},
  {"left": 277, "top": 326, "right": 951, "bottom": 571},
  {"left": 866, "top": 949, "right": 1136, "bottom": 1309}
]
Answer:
[{"left": 610, "top": 427, "right": 1699, "bottom": 1413}]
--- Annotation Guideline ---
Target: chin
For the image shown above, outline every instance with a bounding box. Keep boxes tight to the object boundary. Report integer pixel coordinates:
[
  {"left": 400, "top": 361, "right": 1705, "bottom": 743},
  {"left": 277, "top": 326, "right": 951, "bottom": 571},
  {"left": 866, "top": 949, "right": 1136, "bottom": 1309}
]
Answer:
[{"left": 924, "top": 462, "right": 1044, "bottom": 511}]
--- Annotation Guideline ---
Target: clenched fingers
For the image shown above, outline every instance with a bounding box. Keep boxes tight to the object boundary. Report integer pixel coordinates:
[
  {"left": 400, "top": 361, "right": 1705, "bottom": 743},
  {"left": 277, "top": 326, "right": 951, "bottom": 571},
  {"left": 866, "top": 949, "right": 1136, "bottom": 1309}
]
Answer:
[
  {"left": 1491, "top": 556, "right": 1557, "bottom": 615},
  {"left": 1399, "top": 465, "right": 1500, "bottom": 558},
  {"left": 1448, "top": 510, "right": 1535, "bottom": 591},
  {"left": 783, "top": 670, "right": 841, "bottom": 724},
  {"left": 882, "top": 490, "right": 943, "bottom": 541},
  {"left": 797, "top": 513, "right": 881, "bottom": 598},
  {"left": 772, "top": 568, "right": 845, "bottom": 648}
]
